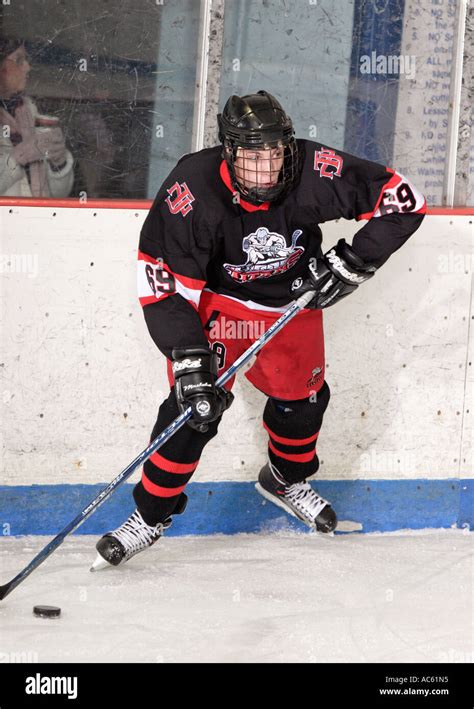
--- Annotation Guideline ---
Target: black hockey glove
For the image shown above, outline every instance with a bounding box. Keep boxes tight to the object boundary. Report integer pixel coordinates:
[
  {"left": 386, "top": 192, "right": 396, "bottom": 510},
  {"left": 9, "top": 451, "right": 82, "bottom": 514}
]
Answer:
[
  {"left": 289, "top": 238, "right": 377, "bottom": 309},
  {"left": 171, "top": 346, "right": 234, "bottom": 433}
]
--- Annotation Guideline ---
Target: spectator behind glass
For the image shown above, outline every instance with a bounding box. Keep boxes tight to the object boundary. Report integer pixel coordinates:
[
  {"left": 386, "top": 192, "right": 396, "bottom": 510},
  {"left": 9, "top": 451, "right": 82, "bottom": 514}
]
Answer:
[{"left": 0, "top": 38, "right": 74, "bottom": 197}]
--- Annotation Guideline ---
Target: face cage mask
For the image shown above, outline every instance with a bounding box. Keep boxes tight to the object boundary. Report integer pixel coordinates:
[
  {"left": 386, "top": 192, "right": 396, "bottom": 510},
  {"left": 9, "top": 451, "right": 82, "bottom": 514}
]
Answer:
[{"left": 224, "top": 138, "right": 299, "bottom": 205}]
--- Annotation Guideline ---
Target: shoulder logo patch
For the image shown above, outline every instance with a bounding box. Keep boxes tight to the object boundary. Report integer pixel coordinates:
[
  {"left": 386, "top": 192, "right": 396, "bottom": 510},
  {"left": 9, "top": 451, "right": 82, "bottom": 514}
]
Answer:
[
  {"left": 314, "top": 149, "right": 343, "bottom": 180},
  {"left": 165, "top": 181, "right": 195, "bottom": 217}
]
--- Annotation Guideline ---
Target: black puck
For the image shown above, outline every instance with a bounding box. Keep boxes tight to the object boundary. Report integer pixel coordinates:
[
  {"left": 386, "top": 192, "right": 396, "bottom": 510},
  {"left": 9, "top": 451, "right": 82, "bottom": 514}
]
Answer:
[{"left": 33, "top": 605, "right": 61, "bottom": 618}]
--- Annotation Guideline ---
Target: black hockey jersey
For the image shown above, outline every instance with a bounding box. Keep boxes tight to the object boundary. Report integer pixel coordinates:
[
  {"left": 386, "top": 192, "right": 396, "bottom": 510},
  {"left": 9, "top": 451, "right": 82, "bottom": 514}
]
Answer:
[{"left": 138, "top": 139, "right": 426, "bottom": 359}]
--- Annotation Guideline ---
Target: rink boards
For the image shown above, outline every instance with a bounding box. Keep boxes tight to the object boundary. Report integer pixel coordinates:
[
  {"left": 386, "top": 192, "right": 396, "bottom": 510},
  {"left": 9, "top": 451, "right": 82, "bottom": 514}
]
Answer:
[{"left": 0, "top": 207, "right": 472, "bottom": 533}]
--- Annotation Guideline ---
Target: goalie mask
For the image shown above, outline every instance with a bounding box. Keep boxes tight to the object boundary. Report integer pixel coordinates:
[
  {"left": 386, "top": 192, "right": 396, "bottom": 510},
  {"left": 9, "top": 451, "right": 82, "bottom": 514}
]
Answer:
[{"left": 217, "top": 90, "right": 300, "bottom": 205}]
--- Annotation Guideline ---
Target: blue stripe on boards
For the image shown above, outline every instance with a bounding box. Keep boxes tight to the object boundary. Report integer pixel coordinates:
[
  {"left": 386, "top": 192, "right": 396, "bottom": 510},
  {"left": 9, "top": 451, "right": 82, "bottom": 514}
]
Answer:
[{"left": 0, "top": 479, "right": 471, "bottom": 536}]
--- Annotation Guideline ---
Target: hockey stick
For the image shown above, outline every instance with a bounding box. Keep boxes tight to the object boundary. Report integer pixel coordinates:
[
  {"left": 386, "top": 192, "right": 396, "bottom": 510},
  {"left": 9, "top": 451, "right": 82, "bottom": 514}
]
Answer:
[{"left": 0, "top": 290, "right": 316, "bottom": 601}]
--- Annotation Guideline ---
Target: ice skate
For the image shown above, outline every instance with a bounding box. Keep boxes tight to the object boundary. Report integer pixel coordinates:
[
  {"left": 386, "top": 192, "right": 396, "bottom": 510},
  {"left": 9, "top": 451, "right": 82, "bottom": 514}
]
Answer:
[
  {"left": 255, "top": 461, "right": 337, "bottom": 534},
  {"left": 91, "top": 494, "right": 187, "bottom": 571}
]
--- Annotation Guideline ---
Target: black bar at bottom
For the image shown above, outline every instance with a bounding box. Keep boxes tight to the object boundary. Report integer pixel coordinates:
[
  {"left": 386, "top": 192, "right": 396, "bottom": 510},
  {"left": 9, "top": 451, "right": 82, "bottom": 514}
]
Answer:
[{"left": 0, "top": 662, "right": 471, "bottom": 707}]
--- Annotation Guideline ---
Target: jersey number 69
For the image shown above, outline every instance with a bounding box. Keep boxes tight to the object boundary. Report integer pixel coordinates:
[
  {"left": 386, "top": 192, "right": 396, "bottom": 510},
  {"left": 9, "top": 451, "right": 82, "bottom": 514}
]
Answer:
[{"left": 145, "top": 264, "right": 176, "bottom": 295}]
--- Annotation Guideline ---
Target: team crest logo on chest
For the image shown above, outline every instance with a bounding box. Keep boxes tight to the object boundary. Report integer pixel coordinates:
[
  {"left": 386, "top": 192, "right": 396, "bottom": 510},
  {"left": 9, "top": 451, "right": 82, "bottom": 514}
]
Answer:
[
  {"left": 314, "top": 148, "right": 343, "bottom": 180},
  {"left": 165, "top": 181, "right": 195, "bottom": 217},
  {"left": 223, "top": 227, "right": 304, "bottom": 283}
]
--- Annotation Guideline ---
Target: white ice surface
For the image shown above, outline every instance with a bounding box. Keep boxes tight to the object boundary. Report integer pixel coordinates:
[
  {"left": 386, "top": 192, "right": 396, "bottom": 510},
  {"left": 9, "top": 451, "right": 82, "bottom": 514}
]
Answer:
[{"left": 0, "top": 530, "right": 472, "bottom": 663}]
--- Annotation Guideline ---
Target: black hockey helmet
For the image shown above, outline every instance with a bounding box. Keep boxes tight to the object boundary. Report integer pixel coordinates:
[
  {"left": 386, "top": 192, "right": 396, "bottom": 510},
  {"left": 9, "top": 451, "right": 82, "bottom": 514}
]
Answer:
[{"left": 217, "top": 90, "right": 299, "bottom": 205}]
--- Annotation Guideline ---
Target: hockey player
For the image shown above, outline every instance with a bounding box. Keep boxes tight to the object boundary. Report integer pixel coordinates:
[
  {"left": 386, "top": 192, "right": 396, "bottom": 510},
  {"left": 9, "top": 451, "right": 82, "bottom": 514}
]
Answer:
[{"left": 92, "top": 90, "right": 426, "bottom": 569}]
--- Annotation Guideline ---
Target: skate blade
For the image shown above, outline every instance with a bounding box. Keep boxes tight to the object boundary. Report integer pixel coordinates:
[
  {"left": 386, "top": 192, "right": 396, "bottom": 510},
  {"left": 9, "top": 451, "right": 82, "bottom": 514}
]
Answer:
[
  {"left": 336, "top": 520, "right": 363, "bottom": 532},
  {"left": 90, "top": 553, "right": 113, "bottom": 572},
  {"left": 255, "top": 482, "right": 335, "bottom": 537}
]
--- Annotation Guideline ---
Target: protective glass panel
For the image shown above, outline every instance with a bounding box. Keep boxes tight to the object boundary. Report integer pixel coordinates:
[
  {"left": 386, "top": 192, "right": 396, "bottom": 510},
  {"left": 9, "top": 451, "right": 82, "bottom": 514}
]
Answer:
[
  {"left": 0, "top": 0, "right": 199, "bottom": 200},
  {"left": 220, "top": 0, "right": 461, "bottom": 207}
]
